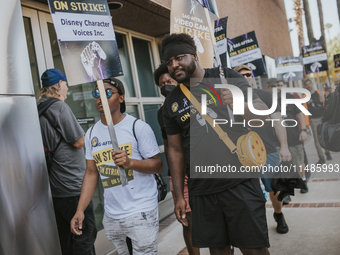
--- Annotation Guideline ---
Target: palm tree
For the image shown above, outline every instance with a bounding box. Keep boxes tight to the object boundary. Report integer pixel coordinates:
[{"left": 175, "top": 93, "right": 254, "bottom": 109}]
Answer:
[
  {"left": 337, "top": 0, "right": 340, "bottom": 25},
  {"left": 302, "top": 0, "right": 314, "bottom": 44},
  {"left": 293, "top": 0, "right": 305, "bottom": 55},
  {"left": 317, "top": 0, "right": 326, "bottom": 43}
]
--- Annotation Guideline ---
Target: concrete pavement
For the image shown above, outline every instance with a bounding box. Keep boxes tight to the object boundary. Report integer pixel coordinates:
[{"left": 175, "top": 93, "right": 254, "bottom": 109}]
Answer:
[{"left": 158, "top": 135, "right": 340, "bottom": 255}]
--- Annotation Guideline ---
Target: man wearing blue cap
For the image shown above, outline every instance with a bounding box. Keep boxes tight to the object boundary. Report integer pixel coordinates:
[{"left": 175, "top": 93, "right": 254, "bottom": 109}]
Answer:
[{"left": 38, "top": 69, "right": 97, "bottom": 255}]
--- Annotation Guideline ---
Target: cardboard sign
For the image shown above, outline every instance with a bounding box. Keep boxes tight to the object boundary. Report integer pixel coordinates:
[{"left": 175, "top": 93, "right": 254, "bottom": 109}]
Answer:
[
  {"left": 276, "top": 56, "right": 303, "bottom": 82},
  {"left": 197, "top": 0, "right": 219, "bottom": 17},
  {"left": 170, "top": 0, "right": 214, "bottom": 68},
  {"left": 302, "top": 42, "right": 328, "bottom": 75},
  {"left": 334, "top": 54, "right": 340, "bottom": 68},
  {"left": 227, "top": 31, "right": 266, "bottom": 77},
  {"left": 48, "top": 0, "right": 123, "bottom": 86},
  {"left": 332, "top": 68, "right": 340, "bottom": 81},
  {"left": 214, "top": 16, "right": 228, "bottom": 67},
  {"left": 312, "top": 71, "right": 328, "bottom": 79}
]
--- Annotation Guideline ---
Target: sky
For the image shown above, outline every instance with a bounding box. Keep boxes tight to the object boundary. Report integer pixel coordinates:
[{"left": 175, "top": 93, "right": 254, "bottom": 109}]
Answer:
[{"left": 284, "top": 0, "right": 340, "bottom": 56}]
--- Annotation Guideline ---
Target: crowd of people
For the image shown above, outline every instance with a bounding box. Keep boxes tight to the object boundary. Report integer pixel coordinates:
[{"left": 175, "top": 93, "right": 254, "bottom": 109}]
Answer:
[{"left": 38, "top": 32, "right": 335, "bottom": 255}]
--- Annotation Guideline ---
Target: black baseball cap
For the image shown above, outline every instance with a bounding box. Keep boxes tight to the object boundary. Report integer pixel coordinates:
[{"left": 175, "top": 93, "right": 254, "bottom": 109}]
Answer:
[{"left": 103, "top": 77, "right": 126, "bottom": 113}]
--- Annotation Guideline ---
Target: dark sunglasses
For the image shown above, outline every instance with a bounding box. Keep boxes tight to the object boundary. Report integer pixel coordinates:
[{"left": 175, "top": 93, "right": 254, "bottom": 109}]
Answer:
[
  {"left": 242, "top": 73, "right": 252, "bottom": 78},
  {"left": 271, "top": 83, "right": 283, "bottom": 88},
  {"left": 92, "top": 89, "right": 118, "bottom": 99}
]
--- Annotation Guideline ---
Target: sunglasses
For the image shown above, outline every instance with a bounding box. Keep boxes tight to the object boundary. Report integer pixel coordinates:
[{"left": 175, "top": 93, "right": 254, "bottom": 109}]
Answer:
[
  {"left": 92, "top": 89, "right": 118, "bottom": 99},
  {"left": 242, "top": 73, "right": 252, "bottom": 78},
  {"left": 271, "top": 83, "right": 283, "bottom": 88}
]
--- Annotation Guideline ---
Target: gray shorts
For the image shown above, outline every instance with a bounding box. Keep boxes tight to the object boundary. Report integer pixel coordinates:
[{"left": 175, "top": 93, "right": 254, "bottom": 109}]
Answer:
[
  {"left": 289, "top": 144, "right": 304, "bottom": 167},
  {"left": 102, "top": 207, "right": 159, "bottom": 255}
]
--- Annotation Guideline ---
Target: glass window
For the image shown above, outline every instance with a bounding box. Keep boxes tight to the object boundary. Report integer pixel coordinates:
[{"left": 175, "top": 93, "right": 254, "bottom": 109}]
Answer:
[
  {"left": 23, "top": 17, "right": 40, "bottom": 99},
  {"left": 126, "top": 105, "right": 139, "bottom": 118},
  {"left": 143, "top": 104, "right": 163, "bottom": 146},
  {"left": 132, "top": 37, "right": 158, "bottom": 97},
  {"left": 116, "top": 33, "right": 135, "bottom": 97},
  {"left": 47, "top": 23, "right": 65, "bottom": 74}
]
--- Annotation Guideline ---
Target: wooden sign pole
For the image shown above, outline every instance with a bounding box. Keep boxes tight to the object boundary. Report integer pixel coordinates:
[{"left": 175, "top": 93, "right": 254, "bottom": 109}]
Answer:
[
  {"left": 97, "top": 80, "right": 128, "bottom": 186},
  {"left": 204, "top": 8, "right": 235, "bottom": 121}
]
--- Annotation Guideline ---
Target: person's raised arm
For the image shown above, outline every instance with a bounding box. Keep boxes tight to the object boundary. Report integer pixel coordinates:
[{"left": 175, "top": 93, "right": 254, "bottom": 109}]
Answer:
[
  {"left": 167, "top": 133, "right": 187, "bottom": 227},
  {"left": 71, "top": 160, "right": 99, "bottom": 235},
  {"left": 111, "top": 151, "right": 162, "bottom": 174},
  {"left": 220, "top": 89, "right": 269, "bottom": 123},
  {"left": 271, "top": 112, "right": 291, "bottom": 162},
  {"left": 297, "top": 112, "right": 308, "bottom": 142}
]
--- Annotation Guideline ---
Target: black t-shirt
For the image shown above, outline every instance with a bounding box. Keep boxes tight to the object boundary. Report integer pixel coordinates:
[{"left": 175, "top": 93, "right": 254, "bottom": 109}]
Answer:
[
  {"left": 307, "top": 91, "right": 324, "bottom": 119},
  {"left": 157, "top": 106, "right": 172, "bottom": 176},
  {"left": 163, "top": 67, "right": 258, "bottom": 196},
  {"left": 251, "top": 89, "right": 281, "bottom": 154},
  {"left": 279, "top": 93, "right": 302, "bottom": 147},
  {"left": 157, "top": 106, "right": 167, "bottom": 140}
]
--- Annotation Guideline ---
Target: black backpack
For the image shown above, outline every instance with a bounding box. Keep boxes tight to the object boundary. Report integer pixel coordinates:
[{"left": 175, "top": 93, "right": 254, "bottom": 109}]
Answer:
[
  {"left": 317, "top": 85, "right": 340, "bottom": 152},
  {"left": 132, "top": 119, "right": 167, "bottom": 202},
  {"left": 38, "top": 98, "right": 62, "bottom": 170}
]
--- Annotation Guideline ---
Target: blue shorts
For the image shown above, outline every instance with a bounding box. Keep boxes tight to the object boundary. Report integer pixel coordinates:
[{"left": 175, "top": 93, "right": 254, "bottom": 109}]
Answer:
[{"left": 261, "top": 152, "right": 280, "bottom": 192}]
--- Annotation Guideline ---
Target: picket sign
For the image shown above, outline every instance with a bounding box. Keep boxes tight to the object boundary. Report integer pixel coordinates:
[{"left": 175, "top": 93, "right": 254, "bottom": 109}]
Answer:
[{"left": 97, "top": 80, "right": 128, "bottom": 186}]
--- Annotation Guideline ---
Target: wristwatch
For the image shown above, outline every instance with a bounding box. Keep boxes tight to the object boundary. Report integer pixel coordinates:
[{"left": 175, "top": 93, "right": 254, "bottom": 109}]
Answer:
[{"left": 300, "top": 129, "right": 307, "bottom": 133}]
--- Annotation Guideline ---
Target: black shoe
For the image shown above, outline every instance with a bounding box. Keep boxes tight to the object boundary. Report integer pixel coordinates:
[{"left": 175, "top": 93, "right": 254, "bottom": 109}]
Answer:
[
  {"left": 282, "top": 195, "right": 291, "bottom": 205},
  {"left": 273, "top": 212, "right": 289, "bottom": 234},
  {"left": 300, "top": 180, "right": 309, "bottom": 194},
  {"left": 317, "top": 158, "right": 326, "bottom": 164},
  {"left": 326, "top": 152, "right": 332, "bottom": 160}
]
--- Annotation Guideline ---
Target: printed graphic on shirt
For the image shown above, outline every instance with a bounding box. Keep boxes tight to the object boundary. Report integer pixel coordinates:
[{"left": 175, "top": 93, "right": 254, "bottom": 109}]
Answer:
[
  {"left": 92, "top": 142, "right": 134, "bottom": 188},
  {"left": 97, "top": 165, "right": 134, "bottom": 188},
  {"left": 92, "top": 143, "right": 133, "bottom": 166},
  {"left": 172, "top": 102, "right": 179, "bottom": 112}
]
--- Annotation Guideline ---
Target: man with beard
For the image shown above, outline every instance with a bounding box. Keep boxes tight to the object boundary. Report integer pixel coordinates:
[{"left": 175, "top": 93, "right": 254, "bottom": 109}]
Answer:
[{"left": 162, "top": 33, "right": 270, "bottom": 255}]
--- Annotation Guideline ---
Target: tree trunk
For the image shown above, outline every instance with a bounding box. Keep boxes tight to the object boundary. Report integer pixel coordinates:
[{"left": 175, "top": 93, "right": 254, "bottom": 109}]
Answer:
[
  {"left": 302, "top": 0, "right": 314, "bottom": 44},
  {"left": 293, "top": 0, "right": 305, "bottom": 55},
  {"left": 317, "top": 0, "right": 325, "bottom": 42}
]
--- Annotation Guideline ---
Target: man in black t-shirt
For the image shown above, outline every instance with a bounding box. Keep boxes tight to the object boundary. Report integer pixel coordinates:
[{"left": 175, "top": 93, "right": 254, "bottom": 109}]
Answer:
[
  {"left": 268, "top": 81, "right": 309, "bottom": 193},
  {"left": 303, "top": 79, "right": 331, "bottom": 164},
  {"left": 235, "top": 67, "right": 291, "bottom": 234},
  {"left": 154, "top": 63, "right": 200, "bottom": 255},
  {"left": 162, "top": 33, "right": 270, "bottom": 255}
]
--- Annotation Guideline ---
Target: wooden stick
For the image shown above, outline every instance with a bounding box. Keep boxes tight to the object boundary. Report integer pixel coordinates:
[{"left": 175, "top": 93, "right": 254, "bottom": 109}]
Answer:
[
  {"left": 97, "top": 80, "right": 128, "bottom": 186},
  {"left": 317, "top": 75, "right": 322, "bottom": 96},
  {"left": 204, "top": 8, "right": 235, "bottom": 121}
]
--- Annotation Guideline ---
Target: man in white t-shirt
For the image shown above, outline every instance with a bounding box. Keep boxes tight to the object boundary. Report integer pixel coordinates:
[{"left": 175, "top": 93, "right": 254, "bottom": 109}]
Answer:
[{"left": 71, "top": 77, "right": 163, "bottom": 255}]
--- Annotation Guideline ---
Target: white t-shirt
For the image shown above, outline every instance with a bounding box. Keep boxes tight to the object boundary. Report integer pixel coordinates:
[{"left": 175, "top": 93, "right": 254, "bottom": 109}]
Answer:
[{"left": 85, "top": 114, "right": 160, "bottom": 219}]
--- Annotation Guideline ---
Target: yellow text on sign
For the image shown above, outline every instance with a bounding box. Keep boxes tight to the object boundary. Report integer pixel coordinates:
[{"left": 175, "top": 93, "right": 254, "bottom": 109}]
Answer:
[
  {"left": 53, "top": 1, "right": 107, "bottom": 12},
  {"left": 332, "top": 68, "right": 340, "bottom": 81}
]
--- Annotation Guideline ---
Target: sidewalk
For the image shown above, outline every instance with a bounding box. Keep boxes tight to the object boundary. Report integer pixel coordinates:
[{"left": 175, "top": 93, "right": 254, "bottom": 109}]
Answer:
[{"left": 158, "top": 136, "right": 340, "bottom": 255}]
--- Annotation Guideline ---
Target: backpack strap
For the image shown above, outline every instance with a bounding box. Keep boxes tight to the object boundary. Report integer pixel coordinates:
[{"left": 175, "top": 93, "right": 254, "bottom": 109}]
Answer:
[
  {"left": 132, "top": 118, "right": 144, "bottom": 159},
  {"left": 38, "top": 97, "right": 60, "bottom": 116},
  {"left": 38, "top": 98, "right": 62, "bottom": 153},
  {"left": 132, "top": 118, "right": 139, "bottom": 142}
]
